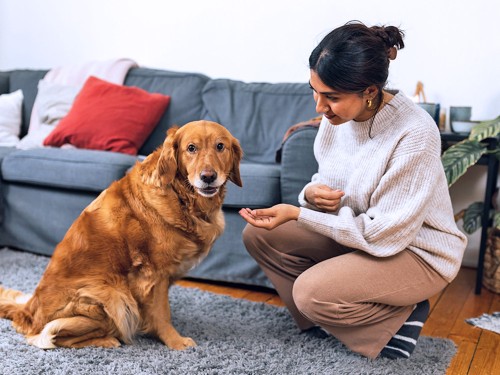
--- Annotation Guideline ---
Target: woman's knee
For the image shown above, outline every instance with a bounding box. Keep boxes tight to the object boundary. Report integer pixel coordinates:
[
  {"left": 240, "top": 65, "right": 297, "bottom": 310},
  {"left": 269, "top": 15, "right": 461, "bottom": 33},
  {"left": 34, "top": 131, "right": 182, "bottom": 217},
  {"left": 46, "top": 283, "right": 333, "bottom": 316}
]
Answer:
[
  {"left": 242, "top": 223, "right": 255, "bottom": 244},
  {"left": 242, "top": 224, "right": 277, "bottom": 263},
  {"left": 292, "top": 267, "right": 353, "bottom": 324},
  {"left": 242, "top": 224, "right": 262, "bottom": 255},
  {"left": 292, "top": 270, "right": 326, "bottom": 321}
]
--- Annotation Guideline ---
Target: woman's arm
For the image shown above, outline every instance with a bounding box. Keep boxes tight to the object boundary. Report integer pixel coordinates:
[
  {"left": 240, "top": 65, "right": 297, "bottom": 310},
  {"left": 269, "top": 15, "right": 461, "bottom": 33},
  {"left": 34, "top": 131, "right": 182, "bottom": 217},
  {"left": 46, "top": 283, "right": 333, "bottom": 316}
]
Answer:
[
  {"left": 239, "top": 204, "right": 300, "bottom": 230},
  {"left": 298, "top": 151, "right": 444, "bottom": 257}
]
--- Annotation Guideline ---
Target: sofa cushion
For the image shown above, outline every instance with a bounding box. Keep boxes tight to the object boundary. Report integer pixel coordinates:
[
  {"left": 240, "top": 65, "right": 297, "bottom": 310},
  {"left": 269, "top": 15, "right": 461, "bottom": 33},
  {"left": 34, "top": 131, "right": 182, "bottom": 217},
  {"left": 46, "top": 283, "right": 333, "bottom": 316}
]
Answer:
[
  {"left": 0, "top": 146, "right": 18, "bottom": 161},
  {"left": 201, "top": 79, "right": 317, "bottom": 164},
  {"left": 0, "top": 90, "right": 23, "bottom": 147},
  {"left": 16, "top": 81, "right": 80, "bottom": 150},
  {"left": 2, "top": 148, "right": 137, "bottom": 192},
  {"left": 224, "top": 162, "right": 281, "bottom": 208},
  {"left": 124, "top": 68, "right": 210, "bottom": 156},
  {"left": 43, "top": 76, "right": 171, "bottom": 155}
]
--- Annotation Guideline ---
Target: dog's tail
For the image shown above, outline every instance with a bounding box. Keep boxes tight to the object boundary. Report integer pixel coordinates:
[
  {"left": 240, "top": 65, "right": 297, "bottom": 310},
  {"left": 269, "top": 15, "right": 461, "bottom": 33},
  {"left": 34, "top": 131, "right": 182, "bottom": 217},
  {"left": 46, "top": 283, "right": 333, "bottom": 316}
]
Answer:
[{"left": 0, "top": 286, "right": 33, "bottom": 330}]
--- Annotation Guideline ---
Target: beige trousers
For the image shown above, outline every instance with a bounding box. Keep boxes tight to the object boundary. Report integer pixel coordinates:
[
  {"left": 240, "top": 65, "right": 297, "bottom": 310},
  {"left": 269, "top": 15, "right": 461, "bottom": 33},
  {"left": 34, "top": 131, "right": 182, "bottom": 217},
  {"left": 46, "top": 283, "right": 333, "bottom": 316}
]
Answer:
[{"left": 242, "top": 221, "right": 448, "bottom": 359}]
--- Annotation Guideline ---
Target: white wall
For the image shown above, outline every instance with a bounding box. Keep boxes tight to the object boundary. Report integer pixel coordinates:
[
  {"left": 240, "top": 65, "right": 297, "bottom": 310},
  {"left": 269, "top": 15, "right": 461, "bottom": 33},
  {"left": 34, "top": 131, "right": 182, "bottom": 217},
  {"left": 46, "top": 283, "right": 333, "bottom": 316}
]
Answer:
[
  {"left": 0, "top": 0, "right": 499, "bottom": 266},
  {"left": 1, "top": 0, "right": 498, "bottom": 121}
]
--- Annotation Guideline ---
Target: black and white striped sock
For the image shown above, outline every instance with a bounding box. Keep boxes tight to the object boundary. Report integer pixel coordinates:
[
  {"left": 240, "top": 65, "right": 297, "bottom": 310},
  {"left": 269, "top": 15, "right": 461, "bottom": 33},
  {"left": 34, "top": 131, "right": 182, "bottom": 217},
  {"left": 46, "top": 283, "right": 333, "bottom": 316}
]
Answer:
[{"left": 380, "top": 300, "right": 430, "bottom": 359}]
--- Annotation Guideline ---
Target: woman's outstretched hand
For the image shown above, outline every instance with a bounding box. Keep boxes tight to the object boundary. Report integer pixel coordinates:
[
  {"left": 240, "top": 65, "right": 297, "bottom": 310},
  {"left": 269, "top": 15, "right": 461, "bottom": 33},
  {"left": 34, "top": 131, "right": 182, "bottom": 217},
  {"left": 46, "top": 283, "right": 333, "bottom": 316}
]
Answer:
[{"left": 239, "top": 204, "right": 300, "bottom": 230}]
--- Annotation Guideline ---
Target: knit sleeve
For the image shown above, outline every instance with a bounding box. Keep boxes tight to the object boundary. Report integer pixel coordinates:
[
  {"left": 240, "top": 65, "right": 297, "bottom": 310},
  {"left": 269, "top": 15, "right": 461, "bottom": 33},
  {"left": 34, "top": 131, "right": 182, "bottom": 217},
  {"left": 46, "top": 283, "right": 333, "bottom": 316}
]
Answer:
[
  {"left": 298, "top": 150, "right": 443, "bottom": 257},
  {"left": 297, "top": 173, "right": 322, "bottom": 209}
]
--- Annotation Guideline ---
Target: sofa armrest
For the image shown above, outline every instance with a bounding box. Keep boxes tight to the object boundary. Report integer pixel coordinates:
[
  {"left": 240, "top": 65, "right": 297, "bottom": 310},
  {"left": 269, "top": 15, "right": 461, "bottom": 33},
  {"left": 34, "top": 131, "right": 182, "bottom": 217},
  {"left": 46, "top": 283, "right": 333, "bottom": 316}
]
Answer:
[{"left": 279, "top": 126, "right": 319, "bottom": 206}]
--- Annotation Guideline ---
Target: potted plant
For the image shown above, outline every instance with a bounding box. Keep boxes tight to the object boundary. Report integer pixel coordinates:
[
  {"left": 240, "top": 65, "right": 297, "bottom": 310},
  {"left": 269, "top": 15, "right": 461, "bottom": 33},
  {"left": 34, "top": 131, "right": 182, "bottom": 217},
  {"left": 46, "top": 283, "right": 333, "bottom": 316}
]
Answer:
[
  {"left": 441, "top": 115, "right": 500, "bottom": 292},
  {"left": 441, "top": 116, "right": 500, "bottom": 230}
]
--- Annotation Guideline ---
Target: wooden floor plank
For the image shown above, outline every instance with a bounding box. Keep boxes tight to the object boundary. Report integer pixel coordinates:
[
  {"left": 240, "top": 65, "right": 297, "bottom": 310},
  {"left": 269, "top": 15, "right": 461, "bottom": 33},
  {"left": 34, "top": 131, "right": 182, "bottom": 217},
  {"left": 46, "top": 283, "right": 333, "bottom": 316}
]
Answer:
[
  {"left": 175, "top": 279, "right": 249, "bottom": 299},
  {"left": 422, "top": 268, "right": 474, "bottom": 338},
  {"left": 448, "top": 277, "right": 494, "bottom": 343},
  {"left": 429, "top": 288, "right": 445, "bottom": 310},
  {"left": 237, "top": 289, "right": 277, "bottom": 303},
  {"left": 469, "top": 330, "right": 500, "bottom": 375},
  {"left": 265, "top": 294, "right": 286, "bottom": 307},
  {"left": 488, "top": 290, "right": 500, "bottom": 312},
  {"left": 468, "top": 287, "right": 500, "bottom": 375},
  {"left": 445, "top": 338, "right": 476, "bottom": 375}
]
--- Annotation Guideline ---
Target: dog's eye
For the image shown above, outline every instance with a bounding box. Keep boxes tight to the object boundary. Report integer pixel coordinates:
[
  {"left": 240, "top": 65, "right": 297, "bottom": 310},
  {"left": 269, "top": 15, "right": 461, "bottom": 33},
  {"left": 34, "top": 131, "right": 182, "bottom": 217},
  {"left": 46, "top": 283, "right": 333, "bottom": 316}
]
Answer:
[
  {"left": 187, "top": 144, "right": 197, "bottom": 153},
  {"left": 216, "top": 143, "right": 225, "bottom": 152}
]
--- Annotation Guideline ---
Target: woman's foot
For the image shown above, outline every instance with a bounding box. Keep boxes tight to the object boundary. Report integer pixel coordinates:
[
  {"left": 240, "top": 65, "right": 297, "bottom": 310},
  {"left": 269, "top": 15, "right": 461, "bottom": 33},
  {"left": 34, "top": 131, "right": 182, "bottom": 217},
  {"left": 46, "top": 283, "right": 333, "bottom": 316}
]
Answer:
[{"left": 379, "top": 300, "right": 430, "bottom": 359}]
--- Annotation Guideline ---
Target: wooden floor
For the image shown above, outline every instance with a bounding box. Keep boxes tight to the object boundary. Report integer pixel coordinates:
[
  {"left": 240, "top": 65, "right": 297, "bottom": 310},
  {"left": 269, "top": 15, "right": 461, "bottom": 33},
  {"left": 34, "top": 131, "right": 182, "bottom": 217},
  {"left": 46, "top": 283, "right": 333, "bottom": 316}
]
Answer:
[{"left": 177, "top": 267, "right": 500, "bottom": 374}]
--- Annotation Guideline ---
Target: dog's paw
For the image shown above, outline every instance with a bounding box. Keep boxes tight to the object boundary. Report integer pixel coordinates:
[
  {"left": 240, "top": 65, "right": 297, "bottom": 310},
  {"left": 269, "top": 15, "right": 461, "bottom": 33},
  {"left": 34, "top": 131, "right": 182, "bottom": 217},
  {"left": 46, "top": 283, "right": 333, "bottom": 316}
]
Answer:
[
  {"left": 167, "top": 336, "right": 196, "bottom": 350},
  {"left": 95, "top": 337, "right": 122, "bottom": 348},
  {"left": 27, "top": 333, "right": 56, "bottom": 349}
]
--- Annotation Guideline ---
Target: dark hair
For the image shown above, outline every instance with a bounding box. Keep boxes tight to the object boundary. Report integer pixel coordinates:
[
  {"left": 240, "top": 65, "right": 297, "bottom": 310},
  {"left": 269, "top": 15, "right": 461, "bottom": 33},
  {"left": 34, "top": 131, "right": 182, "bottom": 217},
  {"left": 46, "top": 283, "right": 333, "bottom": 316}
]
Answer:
[{"left": 309, "top": 21, "right": 405, "bottom": 106}]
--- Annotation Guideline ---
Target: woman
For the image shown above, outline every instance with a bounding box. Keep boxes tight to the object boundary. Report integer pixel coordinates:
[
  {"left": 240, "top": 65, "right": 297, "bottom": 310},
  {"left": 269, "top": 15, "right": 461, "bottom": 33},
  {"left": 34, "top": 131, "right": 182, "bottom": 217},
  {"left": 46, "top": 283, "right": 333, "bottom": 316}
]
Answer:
[{"left": 240, "top": 21, "right": 467, "bottom": 360}]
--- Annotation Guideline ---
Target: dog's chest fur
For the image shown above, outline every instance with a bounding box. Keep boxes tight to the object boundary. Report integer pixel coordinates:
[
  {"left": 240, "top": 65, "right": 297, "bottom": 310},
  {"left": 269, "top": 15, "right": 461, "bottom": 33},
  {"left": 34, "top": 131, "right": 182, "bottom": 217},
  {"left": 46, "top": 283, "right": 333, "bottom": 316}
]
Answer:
[
  {"left": 121, "top": 184, "right": 225, "bottom": 296},
  {"left": 126, "top": 209, "right": 224, "bottom": 300}
]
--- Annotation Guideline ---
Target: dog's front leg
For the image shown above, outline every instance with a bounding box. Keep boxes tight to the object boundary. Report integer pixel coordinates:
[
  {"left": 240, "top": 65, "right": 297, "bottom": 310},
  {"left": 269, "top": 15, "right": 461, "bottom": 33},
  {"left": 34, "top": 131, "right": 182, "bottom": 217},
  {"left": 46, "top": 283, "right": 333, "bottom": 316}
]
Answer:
[{"left": 148, "top": 279, "right": 196, "bottom": 350}]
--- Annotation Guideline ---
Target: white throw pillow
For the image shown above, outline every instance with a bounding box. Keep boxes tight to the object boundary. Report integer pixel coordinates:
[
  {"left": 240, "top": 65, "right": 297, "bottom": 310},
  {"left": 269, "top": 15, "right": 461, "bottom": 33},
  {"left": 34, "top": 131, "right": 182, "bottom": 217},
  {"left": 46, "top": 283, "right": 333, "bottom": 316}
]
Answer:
[
  {"left": 17, "top": 80, "right": 79, "bottom": 150},
  {"left": 0, "top": 89, "right": 24, "bottom": 147}
]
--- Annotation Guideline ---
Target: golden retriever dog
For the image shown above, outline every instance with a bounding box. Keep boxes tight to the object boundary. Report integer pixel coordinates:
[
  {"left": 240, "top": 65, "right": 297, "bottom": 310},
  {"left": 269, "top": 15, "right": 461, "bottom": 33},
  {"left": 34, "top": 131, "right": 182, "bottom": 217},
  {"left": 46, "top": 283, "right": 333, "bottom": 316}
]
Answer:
[{"left": 0, "top": 120, "right": 242, "bottom": 350}]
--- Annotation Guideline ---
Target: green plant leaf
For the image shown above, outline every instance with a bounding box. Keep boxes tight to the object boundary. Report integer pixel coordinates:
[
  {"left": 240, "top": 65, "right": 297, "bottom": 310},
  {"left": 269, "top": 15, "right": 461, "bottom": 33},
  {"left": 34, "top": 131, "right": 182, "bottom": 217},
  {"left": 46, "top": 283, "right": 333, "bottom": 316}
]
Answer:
[
  {"left": 462, "top": 201, "right": 484, "bottom": 234},
  {"left": 441, "top": 140, "right": 487, "bottom": 186},
  {"left": 468, "top": 116, "right": 500, "bottom": 142},
  {"left": 494, "top": 212, "right": 500, "bottom": 229}
]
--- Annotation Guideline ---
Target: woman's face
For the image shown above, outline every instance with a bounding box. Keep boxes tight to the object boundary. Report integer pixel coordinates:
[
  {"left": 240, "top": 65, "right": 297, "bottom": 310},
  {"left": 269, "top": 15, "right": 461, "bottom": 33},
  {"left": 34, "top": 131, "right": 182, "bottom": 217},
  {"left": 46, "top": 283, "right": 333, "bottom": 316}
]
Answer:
[{"left": 309, "top": 70, "right": 377, "bottom": 125}]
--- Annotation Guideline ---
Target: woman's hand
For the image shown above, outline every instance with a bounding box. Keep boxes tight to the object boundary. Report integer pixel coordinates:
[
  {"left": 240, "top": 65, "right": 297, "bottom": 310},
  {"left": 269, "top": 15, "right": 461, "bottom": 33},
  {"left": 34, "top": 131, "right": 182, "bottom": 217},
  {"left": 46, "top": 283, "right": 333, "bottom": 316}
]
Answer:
[
  {"left": 305, "top": 184, "right": 344, "bottom": 212},
  {"left": 239, "top": 204, "right": 300, "bottom": 230}
]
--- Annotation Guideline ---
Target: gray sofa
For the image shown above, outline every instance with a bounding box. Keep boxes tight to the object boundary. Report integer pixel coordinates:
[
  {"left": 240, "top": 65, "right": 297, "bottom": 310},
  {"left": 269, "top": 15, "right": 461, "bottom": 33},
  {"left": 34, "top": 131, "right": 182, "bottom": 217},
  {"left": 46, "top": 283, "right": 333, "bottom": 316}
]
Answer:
[{"left": 0, "top": 67, "right": 319, "bottom": 288}]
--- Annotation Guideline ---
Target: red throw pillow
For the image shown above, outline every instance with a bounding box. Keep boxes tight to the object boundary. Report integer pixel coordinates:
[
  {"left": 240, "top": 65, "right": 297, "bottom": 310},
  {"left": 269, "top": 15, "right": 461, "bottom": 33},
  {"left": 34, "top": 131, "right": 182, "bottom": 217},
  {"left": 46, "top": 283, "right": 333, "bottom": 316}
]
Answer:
[{"left": 43, "top": 76, "right": 170, "bottom": 155}]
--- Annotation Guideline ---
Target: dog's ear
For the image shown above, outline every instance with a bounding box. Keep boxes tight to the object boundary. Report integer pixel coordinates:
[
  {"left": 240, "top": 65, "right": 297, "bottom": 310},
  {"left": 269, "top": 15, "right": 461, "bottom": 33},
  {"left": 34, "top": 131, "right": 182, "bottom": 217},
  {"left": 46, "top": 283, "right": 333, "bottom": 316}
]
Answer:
[
  {"left": 229, "top": 138, "right": 243, "bottom": 187},
  {"left": 140, "top": 126, "right": 179, "bottom": 187},
  {"left": 156, "top": 126, "right": 179, "bottom": 187}
]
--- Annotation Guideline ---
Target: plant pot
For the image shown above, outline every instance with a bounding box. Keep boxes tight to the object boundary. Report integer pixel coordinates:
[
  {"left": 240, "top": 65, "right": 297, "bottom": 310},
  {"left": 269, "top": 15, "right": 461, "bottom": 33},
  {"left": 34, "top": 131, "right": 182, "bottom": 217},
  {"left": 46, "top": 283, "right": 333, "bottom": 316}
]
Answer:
[{"left": 483, "top": 228, "right": 500, "bottom": 293}]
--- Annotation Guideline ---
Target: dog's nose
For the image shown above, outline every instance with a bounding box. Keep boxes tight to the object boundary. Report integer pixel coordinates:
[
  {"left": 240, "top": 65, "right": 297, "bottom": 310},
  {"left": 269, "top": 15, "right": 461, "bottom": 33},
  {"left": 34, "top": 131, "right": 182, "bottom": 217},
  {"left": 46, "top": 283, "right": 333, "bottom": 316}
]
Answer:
[{"left": 200, "top": 170, "right": 217, "bottom": 184}]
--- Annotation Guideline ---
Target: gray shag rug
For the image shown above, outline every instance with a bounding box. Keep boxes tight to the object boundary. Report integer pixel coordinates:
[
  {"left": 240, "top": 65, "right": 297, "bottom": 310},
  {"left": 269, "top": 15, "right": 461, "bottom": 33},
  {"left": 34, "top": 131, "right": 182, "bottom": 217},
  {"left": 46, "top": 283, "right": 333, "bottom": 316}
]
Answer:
[{"left": 0, "top": 248, "right": 457, "bottom": 375}]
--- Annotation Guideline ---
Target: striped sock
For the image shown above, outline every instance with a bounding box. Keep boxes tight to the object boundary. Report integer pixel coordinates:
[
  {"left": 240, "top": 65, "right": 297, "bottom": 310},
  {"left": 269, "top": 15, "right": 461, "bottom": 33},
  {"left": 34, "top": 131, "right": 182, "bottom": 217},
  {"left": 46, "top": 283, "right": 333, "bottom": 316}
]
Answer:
[{"left": 380, "top": 300, "right": 430, "bottom": 359}]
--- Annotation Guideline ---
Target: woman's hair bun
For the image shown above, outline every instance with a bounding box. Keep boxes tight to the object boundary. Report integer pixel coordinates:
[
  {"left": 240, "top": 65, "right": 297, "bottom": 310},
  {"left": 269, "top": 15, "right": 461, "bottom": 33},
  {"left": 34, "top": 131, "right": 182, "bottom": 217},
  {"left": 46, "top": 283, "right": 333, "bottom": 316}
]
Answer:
[{"left": 370, "top": 25, "right": 405, "bottom": 59}]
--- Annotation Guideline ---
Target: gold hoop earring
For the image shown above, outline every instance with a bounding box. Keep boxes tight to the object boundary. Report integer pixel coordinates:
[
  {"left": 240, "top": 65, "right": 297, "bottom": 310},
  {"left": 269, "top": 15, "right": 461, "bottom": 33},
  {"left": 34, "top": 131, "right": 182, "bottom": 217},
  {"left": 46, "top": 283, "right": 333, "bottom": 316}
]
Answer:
[{"left": 367, "top": 99, "right": 373, "bottom": 110}]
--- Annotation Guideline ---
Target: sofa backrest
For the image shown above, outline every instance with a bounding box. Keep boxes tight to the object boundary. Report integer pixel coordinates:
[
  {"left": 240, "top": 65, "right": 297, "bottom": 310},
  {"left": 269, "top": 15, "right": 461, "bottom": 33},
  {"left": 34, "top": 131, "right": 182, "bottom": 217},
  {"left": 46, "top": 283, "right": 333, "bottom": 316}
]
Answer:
[
  {"left": 201, "top": 79, "right": 318, "bottom": 164},
  {"left": 0, "top": 72, "right": 10, "bottom": 95},
  {"left": 2, "top": 67, "right": 318, "bottom": 162},
  {"left": 6, "top": 70, "right": 48, "bottom": 137},
  {"left": 124, "top": 68, "right": 210, "bottom": 155}
]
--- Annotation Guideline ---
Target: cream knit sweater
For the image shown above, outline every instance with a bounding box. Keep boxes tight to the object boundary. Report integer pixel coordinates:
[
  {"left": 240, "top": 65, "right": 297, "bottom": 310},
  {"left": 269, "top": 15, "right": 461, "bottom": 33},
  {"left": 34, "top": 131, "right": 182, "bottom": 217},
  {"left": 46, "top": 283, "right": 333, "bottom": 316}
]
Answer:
[{"left": 297, "top": 92, "right": 467, "bottom": 282}]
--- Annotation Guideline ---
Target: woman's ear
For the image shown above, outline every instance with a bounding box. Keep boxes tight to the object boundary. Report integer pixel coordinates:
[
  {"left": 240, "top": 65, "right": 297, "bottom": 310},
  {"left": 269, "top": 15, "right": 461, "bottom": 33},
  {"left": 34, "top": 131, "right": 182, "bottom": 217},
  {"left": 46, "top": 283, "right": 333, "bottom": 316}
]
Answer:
[{"left": 363, "top": 85, "right": 379, "bottom": 100}]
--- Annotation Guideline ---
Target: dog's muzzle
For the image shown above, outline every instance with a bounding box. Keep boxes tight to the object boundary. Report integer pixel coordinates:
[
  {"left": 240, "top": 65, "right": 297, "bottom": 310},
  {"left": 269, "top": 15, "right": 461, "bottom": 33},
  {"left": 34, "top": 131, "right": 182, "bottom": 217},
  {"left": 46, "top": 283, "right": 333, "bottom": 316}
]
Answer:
[{"left": 195, "top": 170, "right": 221, "bottom": 197}]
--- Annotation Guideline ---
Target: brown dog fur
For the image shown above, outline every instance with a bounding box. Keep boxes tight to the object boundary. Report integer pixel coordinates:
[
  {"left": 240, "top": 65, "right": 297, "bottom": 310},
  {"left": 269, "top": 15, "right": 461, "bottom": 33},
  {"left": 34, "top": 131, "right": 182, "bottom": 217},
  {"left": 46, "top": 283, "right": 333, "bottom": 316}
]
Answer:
[{"left": 0, "top": 120, "right": 242, "bottom": 350}]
